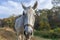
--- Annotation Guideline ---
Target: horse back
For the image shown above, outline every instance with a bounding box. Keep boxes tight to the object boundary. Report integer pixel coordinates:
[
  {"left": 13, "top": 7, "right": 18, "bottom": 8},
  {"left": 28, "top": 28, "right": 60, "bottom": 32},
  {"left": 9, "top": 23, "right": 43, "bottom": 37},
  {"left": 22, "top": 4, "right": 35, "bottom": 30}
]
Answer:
[{"left": 15, "top": 15, "right": 24, "bottom": 32}]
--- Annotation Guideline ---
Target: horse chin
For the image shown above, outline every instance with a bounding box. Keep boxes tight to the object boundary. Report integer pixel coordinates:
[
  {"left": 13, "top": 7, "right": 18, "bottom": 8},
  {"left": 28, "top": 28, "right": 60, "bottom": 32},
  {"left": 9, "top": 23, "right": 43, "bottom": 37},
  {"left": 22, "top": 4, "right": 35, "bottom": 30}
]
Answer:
[{"left": 25, "top": 35, "right": 32, "bottom": 40}]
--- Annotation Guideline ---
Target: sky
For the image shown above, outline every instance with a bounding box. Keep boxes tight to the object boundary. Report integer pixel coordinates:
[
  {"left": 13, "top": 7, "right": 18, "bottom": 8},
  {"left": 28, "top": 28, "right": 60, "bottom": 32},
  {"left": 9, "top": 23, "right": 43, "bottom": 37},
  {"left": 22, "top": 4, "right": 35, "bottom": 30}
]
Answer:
[{"left": 0, "top": 0, "right": 53, "bottom": 19}]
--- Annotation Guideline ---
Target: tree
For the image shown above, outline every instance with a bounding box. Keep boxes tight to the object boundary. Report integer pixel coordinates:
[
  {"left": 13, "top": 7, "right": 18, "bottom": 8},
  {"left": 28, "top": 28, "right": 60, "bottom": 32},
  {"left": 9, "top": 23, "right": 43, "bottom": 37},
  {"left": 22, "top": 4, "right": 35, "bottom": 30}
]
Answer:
[{"left": 39, "top": 10, "right": 51, "bottom": 30}]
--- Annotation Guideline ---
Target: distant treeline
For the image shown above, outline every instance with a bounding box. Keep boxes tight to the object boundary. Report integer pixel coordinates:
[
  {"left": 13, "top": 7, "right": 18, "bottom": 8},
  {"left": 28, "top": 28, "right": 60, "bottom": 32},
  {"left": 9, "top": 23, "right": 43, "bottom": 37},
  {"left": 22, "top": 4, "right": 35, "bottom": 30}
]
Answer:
[{"left": 0, "top": 6, "right": 60, "bottom": 30}]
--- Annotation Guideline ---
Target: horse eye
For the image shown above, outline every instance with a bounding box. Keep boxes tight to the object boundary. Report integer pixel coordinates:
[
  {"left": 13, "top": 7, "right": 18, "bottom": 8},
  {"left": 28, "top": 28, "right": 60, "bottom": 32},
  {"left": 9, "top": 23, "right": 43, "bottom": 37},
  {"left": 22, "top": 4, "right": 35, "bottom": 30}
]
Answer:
[
  {"left": 23, "top": 11, "right": 25, "bottom": 15},
  {"left": 23, "top": 13, "right": 25, "bottom": 15}
]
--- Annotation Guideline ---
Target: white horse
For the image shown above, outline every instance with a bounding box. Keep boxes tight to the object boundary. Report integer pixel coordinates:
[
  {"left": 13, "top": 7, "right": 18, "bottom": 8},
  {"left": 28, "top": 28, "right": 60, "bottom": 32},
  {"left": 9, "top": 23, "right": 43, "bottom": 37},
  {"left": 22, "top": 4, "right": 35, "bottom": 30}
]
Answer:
[{"left": 15, "top": 1, "right": 38, "bottom": 40}]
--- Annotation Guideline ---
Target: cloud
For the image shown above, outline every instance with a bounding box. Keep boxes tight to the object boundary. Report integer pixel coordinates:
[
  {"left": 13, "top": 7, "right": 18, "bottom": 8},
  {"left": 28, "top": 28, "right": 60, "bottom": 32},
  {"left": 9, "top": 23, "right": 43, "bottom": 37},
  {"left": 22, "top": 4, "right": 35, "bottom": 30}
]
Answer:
[
  {"left": 25, "top": 0, "right": 53, "bottom": 9},
  {"left": 0, "top": 0, "right": 53, "bottom": 18},
  {"left": 0, "top": 1, "right": 23, "bottom": 18},
  {"left": 37, "top": 0, "right": 53, "bottom": 9}
]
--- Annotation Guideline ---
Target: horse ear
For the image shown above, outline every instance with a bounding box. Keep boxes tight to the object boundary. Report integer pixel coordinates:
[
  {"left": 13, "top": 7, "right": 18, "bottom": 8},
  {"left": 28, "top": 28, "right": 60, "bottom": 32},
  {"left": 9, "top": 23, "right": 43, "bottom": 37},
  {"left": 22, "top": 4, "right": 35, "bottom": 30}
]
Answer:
[
  {"left": 32, "top": 1, "right": 38, "bottom": 9},
  {"left": 21, "top": 3, "right": 26, "bottom": 9}
]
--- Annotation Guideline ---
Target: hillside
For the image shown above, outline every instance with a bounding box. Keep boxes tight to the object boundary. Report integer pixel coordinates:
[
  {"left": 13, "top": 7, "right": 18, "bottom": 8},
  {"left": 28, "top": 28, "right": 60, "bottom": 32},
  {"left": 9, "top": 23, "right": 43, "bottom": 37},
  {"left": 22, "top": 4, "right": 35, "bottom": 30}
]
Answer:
[{"left": 0, "top": 27, "right": 59, "bottom": 40}]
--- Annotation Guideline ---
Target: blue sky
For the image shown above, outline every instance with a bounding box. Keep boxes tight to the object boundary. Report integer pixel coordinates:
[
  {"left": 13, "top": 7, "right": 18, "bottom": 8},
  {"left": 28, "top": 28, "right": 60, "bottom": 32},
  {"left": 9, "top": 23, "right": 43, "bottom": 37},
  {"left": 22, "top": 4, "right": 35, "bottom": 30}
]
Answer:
[{"left": 0, "top": 0, "right": 53, "bottom": 19}]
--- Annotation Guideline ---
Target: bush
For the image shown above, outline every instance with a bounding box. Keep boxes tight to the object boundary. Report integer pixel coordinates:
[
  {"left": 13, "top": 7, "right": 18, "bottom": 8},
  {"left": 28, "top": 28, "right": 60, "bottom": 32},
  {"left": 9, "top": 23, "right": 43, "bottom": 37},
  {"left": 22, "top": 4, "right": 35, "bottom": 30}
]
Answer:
[
  {"left": 54, "top": 27, "right": 60, "bottom": 38},
  {"left": 34, "top": 29, "right": 60, "bottom": 39}
]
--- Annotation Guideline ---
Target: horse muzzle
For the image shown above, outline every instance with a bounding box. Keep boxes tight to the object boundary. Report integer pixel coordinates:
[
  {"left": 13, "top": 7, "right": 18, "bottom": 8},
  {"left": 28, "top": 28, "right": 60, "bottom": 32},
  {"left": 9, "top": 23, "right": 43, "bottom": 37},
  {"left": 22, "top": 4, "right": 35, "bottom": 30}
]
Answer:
[{"left": 24, "top": 31, "right": 32, "bottom": 36}]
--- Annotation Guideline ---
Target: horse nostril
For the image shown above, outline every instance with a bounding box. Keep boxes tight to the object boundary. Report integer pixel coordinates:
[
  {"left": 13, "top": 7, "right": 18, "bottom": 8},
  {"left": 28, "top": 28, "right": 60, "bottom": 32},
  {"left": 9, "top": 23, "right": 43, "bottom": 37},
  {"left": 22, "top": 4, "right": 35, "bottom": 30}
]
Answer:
[
  {"left": 24, "top": 30, "right": 32, "bottom": 36},
  {"left": 31, "top": 32, "right": 32, "bottom": 35},
  {"left": 24, "top": 31, "right": 25, "bottom": 35},
  {"left": 24, "top": 31, "right": 28, "bottom": 36},
  {"left": 28, "top": 32, "right": 32, "bottom": 35}
]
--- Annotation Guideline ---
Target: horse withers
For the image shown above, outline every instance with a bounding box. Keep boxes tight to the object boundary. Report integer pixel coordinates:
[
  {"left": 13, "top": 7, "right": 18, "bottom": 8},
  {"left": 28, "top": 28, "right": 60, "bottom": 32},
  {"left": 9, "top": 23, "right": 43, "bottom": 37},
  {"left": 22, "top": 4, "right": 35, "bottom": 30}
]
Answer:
[{"left": 15, "top": 1, "right": 38, "bottom": 40}]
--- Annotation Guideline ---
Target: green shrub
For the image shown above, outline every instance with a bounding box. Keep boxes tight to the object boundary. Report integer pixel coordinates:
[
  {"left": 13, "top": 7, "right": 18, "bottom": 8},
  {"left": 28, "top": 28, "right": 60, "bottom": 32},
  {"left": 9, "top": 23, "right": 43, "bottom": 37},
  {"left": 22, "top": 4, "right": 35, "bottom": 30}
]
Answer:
[
  {"left": 54, "top": 27, "right": 60, "bottom": 33},
  {"left": 34, "top": 30, "right": 40, "bottom": 36},
  {"left": 54, "top": 28, "right": 60, "bottom": 38},
  {"left": 34, "top": 29, "right": 60, "bottom": 39}
]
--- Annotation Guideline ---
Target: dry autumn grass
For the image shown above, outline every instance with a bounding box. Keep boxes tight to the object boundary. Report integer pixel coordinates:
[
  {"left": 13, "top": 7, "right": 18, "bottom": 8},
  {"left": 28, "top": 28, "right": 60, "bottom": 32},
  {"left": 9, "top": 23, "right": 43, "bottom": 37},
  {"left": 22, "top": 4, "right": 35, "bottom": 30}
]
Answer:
[
  {"left": 0, "top": 27, "right": 17, "bottom": 40},
  {"left": 0, "top": 27, "right": 59, "bottom": 40}
]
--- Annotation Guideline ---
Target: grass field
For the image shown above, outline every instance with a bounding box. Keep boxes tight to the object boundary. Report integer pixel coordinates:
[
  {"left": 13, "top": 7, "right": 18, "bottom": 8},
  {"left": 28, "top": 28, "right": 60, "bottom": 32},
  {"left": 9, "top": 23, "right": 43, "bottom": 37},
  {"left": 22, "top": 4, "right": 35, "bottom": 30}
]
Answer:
[{"left": 0, "top": 27, "right": 60, "bottom": 40}]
